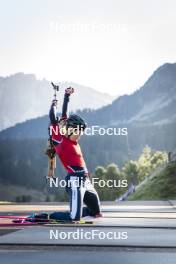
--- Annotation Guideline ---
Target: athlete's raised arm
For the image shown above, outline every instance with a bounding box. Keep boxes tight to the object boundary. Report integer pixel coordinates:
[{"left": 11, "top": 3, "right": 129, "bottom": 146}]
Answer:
[{"left": 61, "top": 87, "right": 74, "bottom": 120}]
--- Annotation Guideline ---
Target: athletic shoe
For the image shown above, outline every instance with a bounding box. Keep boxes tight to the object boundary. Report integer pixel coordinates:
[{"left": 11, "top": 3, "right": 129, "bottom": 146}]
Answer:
[{"left": 26, "top": 213, "right": 49, "bottom": 223}]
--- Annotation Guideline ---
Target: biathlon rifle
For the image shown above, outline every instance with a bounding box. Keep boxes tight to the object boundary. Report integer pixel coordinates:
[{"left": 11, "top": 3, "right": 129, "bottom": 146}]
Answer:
[
  {"left": 51, "top": 82, "right": 59, "bottom": 101},
  {"left": 45, "top": 82, "right": 60, "bottom": 182}
]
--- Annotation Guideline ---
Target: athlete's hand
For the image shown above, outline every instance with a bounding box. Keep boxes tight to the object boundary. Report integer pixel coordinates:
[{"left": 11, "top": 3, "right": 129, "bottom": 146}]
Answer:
[
  {"left": 65, "top": 87, "right": 74, "bottom": 95},
  {"left": 52, "top": 99, "right": 58, "bottom": 106}
]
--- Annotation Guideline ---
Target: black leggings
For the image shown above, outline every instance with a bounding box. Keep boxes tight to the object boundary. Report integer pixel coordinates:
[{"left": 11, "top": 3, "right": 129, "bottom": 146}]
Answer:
[{"left": 65, "top": 173, "right": 101, "bottom": 220}]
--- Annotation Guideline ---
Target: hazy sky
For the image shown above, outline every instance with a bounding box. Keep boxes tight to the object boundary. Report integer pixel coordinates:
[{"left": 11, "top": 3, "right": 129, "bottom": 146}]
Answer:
[{"left": 0, "top": 0, "right": 176, "bottom": 95}]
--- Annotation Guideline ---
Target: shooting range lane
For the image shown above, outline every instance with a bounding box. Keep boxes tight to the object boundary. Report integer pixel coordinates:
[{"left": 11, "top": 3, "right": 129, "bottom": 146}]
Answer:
[
  {"left": 0, "top": 250, "right": 176, "bottom": 264},
  {"left": 0, "top": 201, "right": 176, "bottom": 248},
  {"left": 0, "top": 200, "right": 174, "bottom": 213}
]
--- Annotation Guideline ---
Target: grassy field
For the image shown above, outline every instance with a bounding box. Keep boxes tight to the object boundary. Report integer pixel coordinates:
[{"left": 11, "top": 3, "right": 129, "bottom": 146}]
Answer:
[{"left": 129, "top": 161, "right": 176, "bottom": 200}]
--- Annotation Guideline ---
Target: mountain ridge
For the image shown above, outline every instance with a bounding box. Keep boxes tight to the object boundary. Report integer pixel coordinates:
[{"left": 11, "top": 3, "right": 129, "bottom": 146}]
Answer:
[
  {"left": 82, "top": 62, "right": 176, "bottom": 126},
  {"left": 0, "top": 73, "right": 115, "bottom": 131},
  {"left": 1, "top": 62, "right": 176, "bottom": 139}
]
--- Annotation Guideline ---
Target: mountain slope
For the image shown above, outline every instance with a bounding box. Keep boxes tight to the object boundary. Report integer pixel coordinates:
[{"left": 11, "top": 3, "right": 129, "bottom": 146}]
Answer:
[
  {"left": 0, "top": 73, "right": 114, "bottom": 131},
  {"left": 80, "top": 63, "right": 176, "bottom": 126},
  {"left": 128, "top": 161, "right": 176, "bottom": 200},
  {"left": 1, "top": 63, "right": 176, "bottom": 145},
  {"left": 1, "top": 63, "right": 176, "bottom": 136}
]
